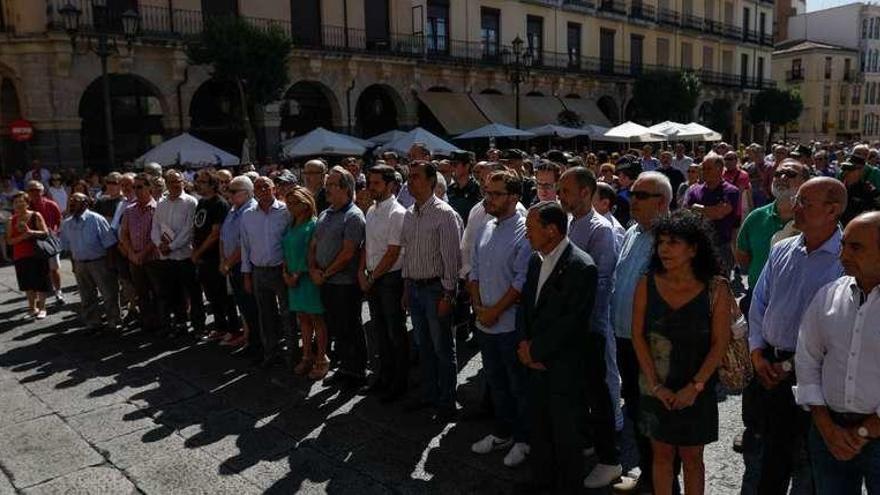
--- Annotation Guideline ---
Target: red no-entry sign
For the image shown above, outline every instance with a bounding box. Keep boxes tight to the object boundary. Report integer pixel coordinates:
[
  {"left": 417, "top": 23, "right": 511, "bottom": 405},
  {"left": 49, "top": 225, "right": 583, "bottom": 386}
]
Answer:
[{"left": 9, "top": 119, "right": 33, "bottom": 142}]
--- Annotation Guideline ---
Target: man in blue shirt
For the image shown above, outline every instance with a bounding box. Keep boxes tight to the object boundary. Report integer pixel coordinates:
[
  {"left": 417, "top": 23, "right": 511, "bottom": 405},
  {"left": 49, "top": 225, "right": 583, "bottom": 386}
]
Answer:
[
  {"left": 241, "top": 176, "right": 292, "bottom": 368},
  {"left": 468, "top": 170, "right": 532, "bottom": 469},
  {"left": 745, "top": 177, "right": 847, "bottom": 494},
  {"left": 60, "top": 192, "right": 120, "bottom": 333},
  {"left": 610, "top": 171, "right": 673, "bottom": 493}
]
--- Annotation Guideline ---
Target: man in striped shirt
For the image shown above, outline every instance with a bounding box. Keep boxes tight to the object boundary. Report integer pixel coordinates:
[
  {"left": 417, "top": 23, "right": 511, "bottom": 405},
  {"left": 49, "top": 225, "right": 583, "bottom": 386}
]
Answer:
[{"left": 401, "top": 160, "right": 463, "bottom": 423}]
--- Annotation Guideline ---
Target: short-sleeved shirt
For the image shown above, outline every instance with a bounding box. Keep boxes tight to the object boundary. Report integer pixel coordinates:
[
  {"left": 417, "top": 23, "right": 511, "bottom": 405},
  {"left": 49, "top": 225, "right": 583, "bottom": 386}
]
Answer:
[
  {"left": 193, "top": 195, "right": 229, "bottom": 261},
  {"left": 685, "top": 181, "right": 741, "bottom": 244},
  {"left": 447, "top": 177, "right": 482, "bottom": 227},
  {"left": 314, "top": 201, "right": 365, "bottom": 285},
  {"left": 31, "top": 197, "right": 62, "bottom": 233},
  {"left": 736, "top": 202, "right": 787, "bottom": 288}
]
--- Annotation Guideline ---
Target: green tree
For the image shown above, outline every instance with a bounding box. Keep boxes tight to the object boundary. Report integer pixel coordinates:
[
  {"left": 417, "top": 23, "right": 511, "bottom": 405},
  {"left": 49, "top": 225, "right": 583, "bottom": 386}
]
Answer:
[
  {"left": 186, "top": 16, "right": 292, "bottom": 161},
  {"left": 631, "top": 71, "right": 702, "bottom": 124},
  {"left": 557, "top": 109, "right": 584, "bottom": 128},
  {"left": 748, "top": 88, "right": 803, "bottom": 144},
  {"left": 702, "top": 98, "right": 733, "bottom": 138}
]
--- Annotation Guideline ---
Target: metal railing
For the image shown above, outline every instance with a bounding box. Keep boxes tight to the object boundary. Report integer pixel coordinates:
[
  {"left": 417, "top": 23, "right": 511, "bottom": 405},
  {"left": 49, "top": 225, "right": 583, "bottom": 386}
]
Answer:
[
  {"left": 44, "top": 2, "right": 775, "bottom": 90},
  {"left": 598, "top": 0, "right": 628, "bottom": 15},
  {"left": 681, "top": 13, "right": 704, "bottom": 31},
  {"left": 786, "top": 69, "right": 804, "bottom": 81},
  {"left": 630, "top": 3, "right": 657, "bottom": 21},
  {"left": 562, "top": 0, "right": 597, "bottom": 9},
  {"left": 658, "top": 8, "right": 680, "bottom": 25}
]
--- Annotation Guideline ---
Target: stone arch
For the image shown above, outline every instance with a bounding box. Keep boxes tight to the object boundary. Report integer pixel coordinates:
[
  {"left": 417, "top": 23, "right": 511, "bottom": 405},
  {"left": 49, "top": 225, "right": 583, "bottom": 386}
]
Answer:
[
  {"left": 78, "top": 74, "right": 167, "bottom": 171},
  {"left": 427, "top": 86, "right": 453, "bottom": 93},
  {"left": 564, "top": 93, "right": 581, "bottom": 99},
  {"left": 355, "top": 84, "right": 404, "bottom": 137},
  {"left": 596, "top": 95, "right": 619, "bottom": 124},
  {"left": 480, "top": 88, "right": 503, "bottom": 95},
  {"left": 624, "top": 99, "right": 639, "bottom": 123},
  {"left": 526, "top": 91, "right": 544, "bottom": 97},
  {"left": 188, "top": 78, "right": 245, "bottom": 157},
  {"left": 281, "top": 80, "right": 342, "bottom": 138}
]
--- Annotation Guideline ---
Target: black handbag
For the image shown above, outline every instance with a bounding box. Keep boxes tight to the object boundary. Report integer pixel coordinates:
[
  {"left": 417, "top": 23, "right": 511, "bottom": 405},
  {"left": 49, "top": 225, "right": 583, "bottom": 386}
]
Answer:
[{"left": 28, "top": 213, "right": 61, "bottom": 259}]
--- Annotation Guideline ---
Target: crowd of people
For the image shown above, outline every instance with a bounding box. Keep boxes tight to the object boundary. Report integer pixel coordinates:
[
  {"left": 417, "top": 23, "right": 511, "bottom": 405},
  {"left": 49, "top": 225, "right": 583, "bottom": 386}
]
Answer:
[{"left": 2, "top": 136, "right": 880, "bottom": 494}]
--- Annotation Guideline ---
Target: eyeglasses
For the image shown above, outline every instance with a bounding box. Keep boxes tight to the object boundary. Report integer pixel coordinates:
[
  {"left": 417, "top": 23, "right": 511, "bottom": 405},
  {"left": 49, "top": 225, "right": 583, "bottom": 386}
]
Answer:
[
  {"left": 630, "top": 190, "right": 664, "bottom": 200},
  {"left": 773, "top": 169, "right": 800, "bottom": 179}
]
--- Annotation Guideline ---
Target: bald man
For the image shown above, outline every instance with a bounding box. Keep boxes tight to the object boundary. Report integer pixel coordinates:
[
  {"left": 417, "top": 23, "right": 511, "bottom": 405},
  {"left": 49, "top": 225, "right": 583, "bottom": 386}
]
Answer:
[
  {"left": 794, "top": 211, "right": 880, "bottom": 494},
  {"left": 745, "top": 177, "right": 848, "bottom": 493}
]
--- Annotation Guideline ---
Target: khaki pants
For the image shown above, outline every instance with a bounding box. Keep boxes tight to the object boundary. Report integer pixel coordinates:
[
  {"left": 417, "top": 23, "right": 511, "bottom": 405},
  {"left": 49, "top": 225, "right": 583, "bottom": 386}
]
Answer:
[{"left": 74, "top": 258, "right": 120, "bottom": 329}]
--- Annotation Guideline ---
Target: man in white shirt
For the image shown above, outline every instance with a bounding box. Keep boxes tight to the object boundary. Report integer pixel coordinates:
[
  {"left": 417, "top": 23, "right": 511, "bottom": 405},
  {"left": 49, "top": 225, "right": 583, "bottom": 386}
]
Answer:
[
  {"left": 359, "top": 165, "right": 408, "bottom": 402},
  {"left": 150, "top": 169, "right": 202, "bottom": 336},
  {"left": 794, "top": 211, "right": 880, "bottom": 494}
]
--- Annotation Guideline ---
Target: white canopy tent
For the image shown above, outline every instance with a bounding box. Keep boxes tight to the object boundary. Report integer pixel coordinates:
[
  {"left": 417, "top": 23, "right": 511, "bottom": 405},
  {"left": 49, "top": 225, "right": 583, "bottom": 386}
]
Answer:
[
  {"left": 280, "top": 127, "right": 373, "bottom": 158},
  {"left": 648, "top": 121, "right": 687, "bottom": 136},
  {"left": 599, "top": 121, "right": 668, "bottom": 143},
  {"left": 136, "top": 133, "right": 240, "bottom": 168},
  {"left": 382, "top": 127, "right": 462, "bottom": 156},
  {"left": 671, "top": 122, "right": 723, "bottom": 141},
  {"left": 525, "top": 124, "right": 592, "bottom": 139},
  {"left": 455, "top": 123, "right": 536, "bottom": 140}
]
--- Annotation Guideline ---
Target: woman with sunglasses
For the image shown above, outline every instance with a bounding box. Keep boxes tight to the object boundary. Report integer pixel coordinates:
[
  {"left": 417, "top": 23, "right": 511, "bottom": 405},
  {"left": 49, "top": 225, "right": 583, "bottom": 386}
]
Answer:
[
  {"left": 5, "top": 191, "right": 51, "bottom": 319},
  {"left": 282, "top": 186, "right": 329, "bottom": 379}
]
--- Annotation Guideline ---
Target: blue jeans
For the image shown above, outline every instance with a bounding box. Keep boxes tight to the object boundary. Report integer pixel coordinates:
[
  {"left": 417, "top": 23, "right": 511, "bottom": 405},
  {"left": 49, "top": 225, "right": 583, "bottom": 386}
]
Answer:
[
  {"left": 408, "top": 281, "right": 456, "bottom": 411},
  {"left": 476, "top": 329, "right": 527, "bottom": 442},
  {"left": 810, "top": 423, "right": 880, "bottom": 494}
]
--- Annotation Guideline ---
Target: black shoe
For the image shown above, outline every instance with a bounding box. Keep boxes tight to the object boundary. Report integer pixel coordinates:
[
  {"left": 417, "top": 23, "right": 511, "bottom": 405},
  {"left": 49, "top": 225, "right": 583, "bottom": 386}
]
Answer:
[
  {"left": 358, "top": 379, "right": 387, "bottom": 396},
  {"left": 380, "top": 387, "right": 407, "bottom": 404},
  {"left": 259, "top": 355, "right": 283, "bottom": 369},
  {"left": 323, "top": 371, "right": 349, "bottom": 387},
  {"left": 432, "top": 407, "right": 457, "bottom": 424},
  {"left": 513, "top": 480, "right": 552, "bottom": 495},
  {"left": 402, "top": 398, "right": 432, "bottom": 413},
  {"left": 732, "top": 431, "right": 745, "bottom": 454},
  {"left": 458, "top": 406, "right": 493, "bottom": 422}
]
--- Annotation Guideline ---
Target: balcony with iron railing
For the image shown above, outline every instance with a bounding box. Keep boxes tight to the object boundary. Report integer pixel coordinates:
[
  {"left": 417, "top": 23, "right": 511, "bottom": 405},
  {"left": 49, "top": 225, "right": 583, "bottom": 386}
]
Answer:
[
  {"left": 562, "top": 0, "right": 597, "bottom": 10},
  {"left": 658, "top": 8, "right": 680, "bottom": 25},
  {"left": 681, "top": 13, "right": 704, "bottom": 32},
  {"left": 43, "top": 2, "right": 775, "bottom": 90},
  {"left": 786, "top": 69, "right": 804, "bottom": 82},
  {"left": 630, "top": 3, "right": 657, "bottom": 21},
  {"left": 598, "top": 0, "right": 628, "bottom": 15}
]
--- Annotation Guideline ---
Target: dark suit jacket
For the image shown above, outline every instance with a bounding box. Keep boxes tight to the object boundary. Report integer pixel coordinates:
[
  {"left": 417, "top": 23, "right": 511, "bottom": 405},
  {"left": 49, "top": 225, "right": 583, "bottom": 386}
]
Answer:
[{"left": 517, "top": 242, "right": 606, "bottom": 396}]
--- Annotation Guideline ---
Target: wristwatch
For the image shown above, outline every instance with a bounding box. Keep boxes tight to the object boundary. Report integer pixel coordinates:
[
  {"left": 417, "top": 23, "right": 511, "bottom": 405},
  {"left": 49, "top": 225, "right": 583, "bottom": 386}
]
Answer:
[
  {"left": 781, "top": 360, "right": 793, "bottom": 373},
  {"left": 858, "top": 426, "right": 871, "bottom": 439},
  {"left": 691, "top": 380, "right": 705, "bottom": 393}
]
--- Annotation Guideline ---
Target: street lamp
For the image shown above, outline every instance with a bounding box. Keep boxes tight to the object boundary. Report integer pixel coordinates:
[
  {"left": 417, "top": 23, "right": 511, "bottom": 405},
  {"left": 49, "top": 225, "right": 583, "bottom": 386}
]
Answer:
[
  {"left": 60, "top": 1, "right": 139, "bottom": 170},
  {"left": 508, "top": 36, "right": 532, "bottom": 130}
]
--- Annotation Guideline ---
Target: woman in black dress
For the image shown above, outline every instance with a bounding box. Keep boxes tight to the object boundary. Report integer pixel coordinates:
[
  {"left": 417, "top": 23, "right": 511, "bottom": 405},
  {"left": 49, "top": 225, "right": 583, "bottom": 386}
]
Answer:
[{"left": 631, "top": 210, "right": 731, "bottom": 495}]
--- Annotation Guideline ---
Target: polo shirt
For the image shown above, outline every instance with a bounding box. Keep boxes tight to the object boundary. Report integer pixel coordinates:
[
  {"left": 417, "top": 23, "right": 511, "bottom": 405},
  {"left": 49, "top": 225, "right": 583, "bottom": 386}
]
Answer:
[
  {"left": 736, "top": 202, "right": 787, "bottom": 288},
  {"left": 314, "top": 201, "right": 365, "bottom": 285},
  {"left": 685, "top": 181, "right": 741, "bottom": 244}
]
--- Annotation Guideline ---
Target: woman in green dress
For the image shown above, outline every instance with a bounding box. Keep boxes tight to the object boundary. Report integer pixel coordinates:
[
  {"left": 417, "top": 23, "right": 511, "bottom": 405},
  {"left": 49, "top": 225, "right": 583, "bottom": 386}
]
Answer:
[
  {"left": 282, "top": 187, "right": 329, "bottom": 379},
  {"left": 631, "top": 210, "right": 731, "bottom": 495}
]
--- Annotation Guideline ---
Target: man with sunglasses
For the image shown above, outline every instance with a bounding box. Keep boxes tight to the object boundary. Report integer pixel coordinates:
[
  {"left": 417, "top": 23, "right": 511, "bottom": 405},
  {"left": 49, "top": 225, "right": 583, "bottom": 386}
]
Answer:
[
  {"left": 746, "top": 177, "right": 847, "bottom": 493},
  {"left": 840, "top": 156, "right": 880, "bottom": 226}
]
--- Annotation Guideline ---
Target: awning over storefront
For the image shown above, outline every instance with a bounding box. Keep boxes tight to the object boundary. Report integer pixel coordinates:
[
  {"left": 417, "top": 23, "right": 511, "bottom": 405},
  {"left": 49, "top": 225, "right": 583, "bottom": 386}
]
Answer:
[
  {"left": 469, "top": 94, "right": 569, "bottom": 129},
  {"left": 559, "top": 97, "right": 613, "bottom": 127},
  {"left": 417, "top": 92, "right": 489, "bottom": 135}
]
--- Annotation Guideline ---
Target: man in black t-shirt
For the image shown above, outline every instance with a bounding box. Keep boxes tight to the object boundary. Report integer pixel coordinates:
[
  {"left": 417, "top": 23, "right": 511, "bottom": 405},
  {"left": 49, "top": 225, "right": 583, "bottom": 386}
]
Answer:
[{"left": 192, "top": 169, "right": 236, "bottom": 340}]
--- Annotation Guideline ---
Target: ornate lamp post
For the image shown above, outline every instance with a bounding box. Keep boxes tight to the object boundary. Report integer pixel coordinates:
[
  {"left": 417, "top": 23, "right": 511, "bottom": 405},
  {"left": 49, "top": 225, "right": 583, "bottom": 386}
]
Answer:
[
  {"left": 60, "top": 1, "right": 139, "bottom": 169},
  {"left": 508, "top": 36, "right": 532, "bottom": 130}
]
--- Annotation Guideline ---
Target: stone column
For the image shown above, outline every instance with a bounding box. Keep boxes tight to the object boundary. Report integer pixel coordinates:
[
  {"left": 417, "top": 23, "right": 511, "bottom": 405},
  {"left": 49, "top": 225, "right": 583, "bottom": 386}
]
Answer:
[{"left": 253, "top": 102, "right": 282, "bottom": 162}]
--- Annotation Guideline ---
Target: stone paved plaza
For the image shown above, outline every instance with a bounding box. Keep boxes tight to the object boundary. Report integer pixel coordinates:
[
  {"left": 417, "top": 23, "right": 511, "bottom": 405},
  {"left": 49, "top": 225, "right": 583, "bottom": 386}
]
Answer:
[{"left": 0, "top": 262, "right": 747, "bottom": 494}]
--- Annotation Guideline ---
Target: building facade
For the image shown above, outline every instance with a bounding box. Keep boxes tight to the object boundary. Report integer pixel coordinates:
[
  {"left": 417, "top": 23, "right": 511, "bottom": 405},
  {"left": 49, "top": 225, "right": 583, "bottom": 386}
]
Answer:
[
  {"left": 785, "top": 2, "right": 880, "bottom": 140},
  {"left": 0, "top": 0, "right": 775, "bottom": 171},
  {"left": 773, "top": 40, "right": 861, "bottom": 141}
]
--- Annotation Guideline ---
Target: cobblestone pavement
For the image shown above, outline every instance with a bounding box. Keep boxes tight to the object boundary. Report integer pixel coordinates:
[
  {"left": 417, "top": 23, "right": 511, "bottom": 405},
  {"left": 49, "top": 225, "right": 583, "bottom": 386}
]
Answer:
[{"left": 0, "top": 263, "right": 747, "bottom": 494}]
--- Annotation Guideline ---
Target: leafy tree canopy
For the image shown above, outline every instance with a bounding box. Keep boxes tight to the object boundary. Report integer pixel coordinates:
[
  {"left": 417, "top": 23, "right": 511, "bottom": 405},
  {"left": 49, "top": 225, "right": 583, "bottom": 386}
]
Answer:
[
  {"left": 748, "top": 88, "right": 803, "bottom": 127},
  {"left": 631, "top": 71, "right": 702, "bottom": 124}
]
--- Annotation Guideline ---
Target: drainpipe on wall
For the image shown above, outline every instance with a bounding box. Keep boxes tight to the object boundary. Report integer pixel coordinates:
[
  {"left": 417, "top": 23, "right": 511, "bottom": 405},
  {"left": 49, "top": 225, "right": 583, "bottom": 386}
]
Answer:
[
  {"left": 176, "top": 65, "right": 189, "bottom": 135},
  {"left": 347, "top": 79, "right": 356, "bottom": 134}
]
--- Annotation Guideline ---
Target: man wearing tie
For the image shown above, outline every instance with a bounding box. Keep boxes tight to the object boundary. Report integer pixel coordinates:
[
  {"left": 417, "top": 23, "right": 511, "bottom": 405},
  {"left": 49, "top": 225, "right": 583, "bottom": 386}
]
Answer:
[{"left": 516, "top": 201, "right": 618, "bottom": 493}]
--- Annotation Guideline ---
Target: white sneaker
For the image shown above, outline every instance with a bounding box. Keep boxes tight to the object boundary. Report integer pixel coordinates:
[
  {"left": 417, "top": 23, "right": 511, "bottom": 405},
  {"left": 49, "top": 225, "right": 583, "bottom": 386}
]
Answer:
[
  {"left": 584, "top": 463, "right": 623, "bottom": 488},
  {"left": 471, "top": 434, "right": 513, "bottom": 455},
  {"left": 54, "top": 291, "right": 65, "bottom": 305},
  {"left": 503, "top": 442, "right": 530, "bottom": 467}
]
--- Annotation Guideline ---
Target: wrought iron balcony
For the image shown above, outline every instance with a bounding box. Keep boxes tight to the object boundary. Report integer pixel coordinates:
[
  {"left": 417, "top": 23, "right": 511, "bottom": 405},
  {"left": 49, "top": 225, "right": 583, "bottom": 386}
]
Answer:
[
  {"left": 630, "top": 3, "right": 657, "bottom": 21},
  {"left": 681, "top": 13, "right": 704, "bottom": 31},
  {"left": 786, "top": 69, "right": 804, "bottom": 81},
  {"left": 598, "top": 0, "right": 628, "bottom": 15},
  {"left": 658, "top": 8, "right": 681, "bottom": 25}
]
